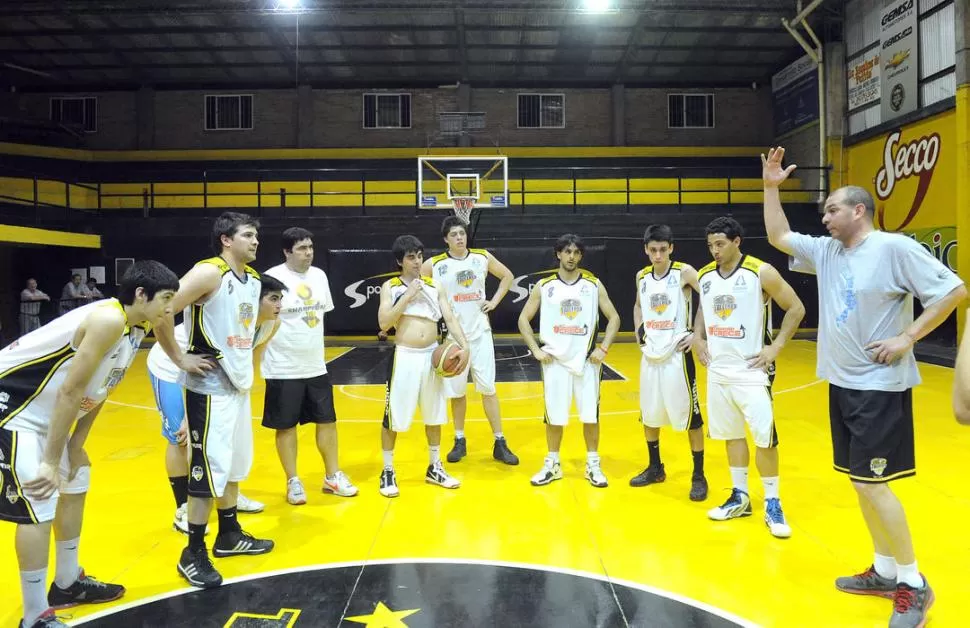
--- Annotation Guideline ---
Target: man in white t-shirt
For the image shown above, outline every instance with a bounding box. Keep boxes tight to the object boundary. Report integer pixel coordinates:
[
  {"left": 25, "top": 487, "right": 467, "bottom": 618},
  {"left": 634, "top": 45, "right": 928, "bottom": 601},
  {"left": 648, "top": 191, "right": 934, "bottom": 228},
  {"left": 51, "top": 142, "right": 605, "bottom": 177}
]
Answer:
[
  {"left": 261, "top": 228, "right": 358, "bottom": 505},
  {"left": 762, "top": 146, "right": 966, "bottom": 627}
]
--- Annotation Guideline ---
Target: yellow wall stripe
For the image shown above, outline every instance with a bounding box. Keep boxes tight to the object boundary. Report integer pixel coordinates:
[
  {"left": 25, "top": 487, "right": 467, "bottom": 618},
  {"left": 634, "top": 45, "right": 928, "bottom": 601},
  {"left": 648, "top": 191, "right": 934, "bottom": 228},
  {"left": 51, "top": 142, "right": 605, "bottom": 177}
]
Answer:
[{"left": 0, "top": 224, "right": 100, "bottom": 248}]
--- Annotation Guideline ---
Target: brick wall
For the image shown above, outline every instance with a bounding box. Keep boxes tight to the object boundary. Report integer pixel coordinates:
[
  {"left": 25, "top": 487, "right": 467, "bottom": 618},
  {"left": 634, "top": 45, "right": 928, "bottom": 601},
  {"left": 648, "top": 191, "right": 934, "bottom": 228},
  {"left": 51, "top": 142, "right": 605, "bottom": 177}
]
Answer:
[{"left": 3, "top": 85, "right": 774, "bottom": 150}]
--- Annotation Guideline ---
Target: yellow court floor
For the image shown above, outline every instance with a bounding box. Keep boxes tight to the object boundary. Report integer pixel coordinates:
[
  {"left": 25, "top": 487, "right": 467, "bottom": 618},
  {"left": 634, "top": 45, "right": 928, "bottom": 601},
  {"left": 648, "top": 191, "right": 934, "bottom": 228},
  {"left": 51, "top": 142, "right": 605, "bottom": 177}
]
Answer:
[{"left": 1, "top": 340, "right": 968, "bottom": 627}]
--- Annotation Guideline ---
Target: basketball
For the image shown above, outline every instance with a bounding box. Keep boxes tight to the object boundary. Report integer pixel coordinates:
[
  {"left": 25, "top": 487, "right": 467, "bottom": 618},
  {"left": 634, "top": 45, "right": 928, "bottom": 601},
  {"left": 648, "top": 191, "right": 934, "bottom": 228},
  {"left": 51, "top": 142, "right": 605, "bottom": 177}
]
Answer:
[{"left": 432, "top": 342, "right": 463, "bottom": 377}]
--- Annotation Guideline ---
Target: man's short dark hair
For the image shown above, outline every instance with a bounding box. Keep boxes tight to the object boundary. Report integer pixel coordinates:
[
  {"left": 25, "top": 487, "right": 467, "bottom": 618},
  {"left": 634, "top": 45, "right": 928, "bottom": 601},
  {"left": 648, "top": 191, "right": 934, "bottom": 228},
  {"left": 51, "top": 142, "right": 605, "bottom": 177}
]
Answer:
[
  {"left": 260, "top": 274, "right": 287, "bottom": 297},
  {"left": 705, "top": 217, "right": 744, "bottom": 243},
  {"left": 643, "top": 224, "right": 674, "bottom": 246},
  {"left": 392, "top": 235, "right": 424, "bottom": 263},
  {"left": 117, "top": 260, "right": 179, "bottom": 306},
  {"left": 838, "top": 185, "right": 876, "bottom": 217},
  {"left": 211, "top": 212, "right": 260, "bottom": 255},
  {"left": 554, "top": 233, "right": 585, "bottom": 256},
  {"left": 441, "top": 216, "right": 468, "bottom": 239},
  {"left": 281, "top": 227, "right": 314, "bottom": 253}
]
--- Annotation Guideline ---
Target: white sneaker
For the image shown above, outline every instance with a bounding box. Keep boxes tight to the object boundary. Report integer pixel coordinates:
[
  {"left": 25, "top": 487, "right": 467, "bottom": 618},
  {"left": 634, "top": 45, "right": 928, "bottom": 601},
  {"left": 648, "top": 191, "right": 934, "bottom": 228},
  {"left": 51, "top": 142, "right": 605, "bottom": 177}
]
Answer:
[
  {"left": 173, "top": 503, "right": 189, "bottom": 534},
  {"left": 584, "top": 462, "right": 608, "bottom": 488},
  {"left": 425, "top": 461, "right": 460, "bottom": 489},
  {"left": 287, "top": 477, "right": 307, "bottom": 505},
  {"left": 530, "top": 458, "right": 562, "bottom": 486},
  {"left": 764, "top": 497, "right": 792, "bottom": 538},
  {"left": 236, "top": 493, "right": 265, "bottom": 513},
  {"left": 173, "top": 502, "right": 208, "bottom": 535},
  {"left": 323, "top": 470, "right": 359, "bottom": 497}
]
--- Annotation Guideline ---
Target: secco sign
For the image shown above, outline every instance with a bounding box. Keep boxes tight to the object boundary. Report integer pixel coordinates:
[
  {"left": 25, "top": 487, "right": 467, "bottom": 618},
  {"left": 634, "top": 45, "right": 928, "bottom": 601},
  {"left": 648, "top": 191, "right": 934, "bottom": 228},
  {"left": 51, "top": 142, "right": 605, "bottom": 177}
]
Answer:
[{"left": 846, "top": 109, "right": 957, "bottom": 272}]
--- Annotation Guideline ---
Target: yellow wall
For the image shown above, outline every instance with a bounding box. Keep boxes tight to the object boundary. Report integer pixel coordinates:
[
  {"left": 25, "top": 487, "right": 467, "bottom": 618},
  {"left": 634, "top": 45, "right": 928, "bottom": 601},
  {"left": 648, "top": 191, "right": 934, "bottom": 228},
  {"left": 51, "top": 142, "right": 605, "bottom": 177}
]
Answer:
[{"left": 846, "top": 109, "right": 957, "bottom": 273}]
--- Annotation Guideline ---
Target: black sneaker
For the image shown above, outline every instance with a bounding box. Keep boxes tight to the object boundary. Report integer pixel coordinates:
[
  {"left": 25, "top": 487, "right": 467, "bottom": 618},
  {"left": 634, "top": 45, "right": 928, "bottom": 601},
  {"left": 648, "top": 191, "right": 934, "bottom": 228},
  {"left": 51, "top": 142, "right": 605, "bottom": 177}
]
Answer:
[
  {"left": 47, "top": 569, "right": 125, "bottom": 609},
  {"left": 379, "top": 467, "right": 399, "bottom": 497},
  {"left": 689, "top": 475, "right": 709, "bottom": 501},
  {"left": 493, "top": 438, "right": 519, "bottom": 465},
  {"left": 446, "top": 437, "right": 467, "bottom": 463},
  {"left": 177, "top": 546, "right": 223, "bottom": 589},
  {"left": 212, "top": 529, "right": 275, "bottom": 558},
  {"left": 629, "top": 464, "right": 666, "bottom": 487},
  {"left": 20, "top": 609, "right": 68, "bottom": 627}
]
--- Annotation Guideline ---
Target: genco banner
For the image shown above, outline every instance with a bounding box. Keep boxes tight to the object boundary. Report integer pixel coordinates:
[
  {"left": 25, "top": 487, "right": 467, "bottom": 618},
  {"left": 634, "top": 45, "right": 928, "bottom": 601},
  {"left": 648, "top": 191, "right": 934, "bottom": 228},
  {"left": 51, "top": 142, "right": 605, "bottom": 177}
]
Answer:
[{"left": 880, "top": 0, "right": 918, "bottom": 120}]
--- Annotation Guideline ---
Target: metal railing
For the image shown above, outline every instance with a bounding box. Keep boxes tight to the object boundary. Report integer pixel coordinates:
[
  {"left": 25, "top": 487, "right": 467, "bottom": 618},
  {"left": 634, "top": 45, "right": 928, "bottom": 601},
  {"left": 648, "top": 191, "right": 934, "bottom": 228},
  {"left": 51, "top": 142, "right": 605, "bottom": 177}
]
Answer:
[{"left": 0, "top": 164, "right": 830, "bottom": 219}]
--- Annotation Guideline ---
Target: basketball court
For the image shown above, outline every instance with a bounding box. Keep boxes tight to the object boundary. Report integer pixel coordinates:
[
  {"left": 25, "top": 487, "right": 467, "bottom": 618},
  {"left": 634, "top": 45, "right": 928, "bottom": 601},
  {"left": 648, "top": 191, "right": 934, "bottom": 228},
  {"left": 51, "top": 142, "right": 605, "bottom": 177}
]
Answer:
[{"left": 0, "top": 338, "right": 965, "bottom": 627}]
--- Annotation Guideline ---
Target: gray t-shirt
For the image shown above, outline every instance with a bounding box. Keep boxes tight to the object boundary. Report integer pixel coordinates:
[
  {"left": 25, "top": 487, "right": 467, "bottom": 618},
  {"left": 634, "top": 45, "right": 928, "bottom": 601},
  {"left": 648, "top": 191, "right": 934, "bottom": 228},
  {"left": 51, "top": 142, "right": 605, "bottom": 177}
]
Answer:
[{"left": 787, "top": 230, "right": 963, "bottom": 392}]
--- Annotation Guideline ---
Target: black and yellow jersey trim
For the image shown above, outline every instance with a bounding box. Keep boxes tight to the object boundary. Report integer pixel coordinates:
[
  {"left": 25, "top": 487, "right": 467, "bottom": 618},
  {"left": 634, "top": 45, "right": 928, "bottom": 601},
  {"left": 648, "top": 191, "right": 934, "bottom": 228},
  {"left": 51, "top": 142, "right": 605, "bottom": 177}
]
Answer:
[
  {"left": 195, "top": 256, "right": 260, "bottom": 281},
  {"left": 637, "top": 261, "right": 683, "bottom": 282},
  {"left": 698, "top": 255, "right": 763, "bottom": 281},
  {"left": 389, "top": 275, "right": 434, "bottom": 288},
  {"left": 0, "top": 343, "right": 76, "bottom": 429}
]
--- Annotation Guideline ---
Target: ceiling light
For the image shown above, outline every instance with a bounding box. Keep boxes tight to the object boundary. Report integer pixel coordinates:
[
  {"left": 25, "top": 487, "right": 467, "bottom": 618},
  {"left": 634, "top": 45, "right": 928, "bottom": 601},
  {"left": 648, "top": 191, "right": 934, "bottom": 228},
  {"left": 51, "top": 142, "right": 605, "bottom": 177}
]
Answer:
[
  {"left": 276, "top": 0, "right": 301, "bottom": 9},
  {"left": 583, "top": 0, "right": 611, "bottom": 12}
]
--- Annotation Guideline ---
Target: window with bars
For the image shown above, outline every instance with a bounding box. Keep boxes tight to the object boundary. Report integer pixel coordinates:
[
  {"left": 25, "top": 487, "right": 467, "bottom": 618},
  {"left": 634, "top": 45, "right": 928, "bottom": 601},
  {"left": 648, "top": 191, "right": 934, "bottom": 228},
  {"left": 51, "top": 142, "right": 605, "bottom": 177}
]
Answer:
[
  {"left": 49, "top": 97, "right": 98, "bottom": 133},
  {"left": 362, "top": 93, "right": 412, "bottom": 129},
  {"left": 667, "top": 94, "right": 715, "bottom": 129},
  {"left": 204, "top": 94, "right": 254, "bottom": 131},
  {"left": 517, "top": 93, "right": 565, "bottom": 129}
]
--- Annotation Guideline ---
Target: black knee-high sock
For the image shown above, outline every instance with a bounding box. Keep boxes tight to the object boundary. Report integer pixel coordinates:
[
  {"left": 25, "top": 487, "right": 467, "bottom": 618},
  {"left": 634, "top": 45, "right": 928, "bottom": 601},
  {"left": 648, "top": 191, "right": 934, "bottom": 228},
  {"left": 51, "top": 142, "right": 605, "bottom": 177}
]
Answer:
[
  {"left": 169, "top": 476, "right": 189, "bottom": 508},
  {"left": 692, "top": 450, "right": 705, "bottom": 478},
  {"left": 647, "top": 440, "right": 661, "bottom": 467}
]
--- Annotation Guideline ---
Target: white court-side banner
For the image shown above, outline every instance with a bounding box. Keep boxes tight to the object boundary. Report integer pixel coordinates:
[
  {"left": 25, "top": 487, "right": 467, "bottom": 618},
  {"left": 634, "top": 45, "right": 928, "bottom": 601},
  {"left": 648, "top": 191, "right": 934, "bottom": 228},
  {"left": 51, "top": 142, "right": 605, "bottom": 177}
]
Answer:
[
  {"left": 879, "top": 0, "right": 918, "bottom": 120},
  {"left": 847, "top": 49, "right": 881, "bottom": 110}
]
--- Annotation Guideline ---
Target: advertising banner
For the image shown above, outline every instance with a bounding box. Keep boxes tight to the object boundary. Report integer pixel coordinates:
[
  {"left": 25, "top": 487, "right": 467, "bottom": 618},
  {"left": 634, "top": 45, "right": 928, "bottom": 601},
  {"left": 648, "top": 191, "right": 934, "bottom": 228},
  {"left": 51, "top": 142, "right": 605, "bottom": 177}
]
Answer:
[
  {"left": 845, "top": 109, "right": 956, "bottom": 272},
  {"left": 879, "top": 0, "right": 918, "bottom": 120},
  {"left": 771, "top": 54, "right": 819, "bottom": 137},
  {"left": 847, "top": 49, "right": 881, "bottom": 111}
]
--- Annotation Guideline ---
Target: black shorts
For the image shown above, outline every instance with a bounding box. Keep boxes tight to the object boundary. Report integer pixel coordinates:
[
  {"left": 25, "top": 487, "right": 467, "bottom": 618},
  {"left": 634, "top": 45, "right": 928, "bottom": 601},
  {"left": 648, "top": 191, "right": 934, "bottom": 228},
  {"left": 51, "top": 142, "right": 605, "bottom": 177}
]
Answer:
[
  {"left": 829, "top": 384, "right": 915, "bottom": 483},
  {"left": 262, "top": 374, "right": 337, "bottom": 430}
]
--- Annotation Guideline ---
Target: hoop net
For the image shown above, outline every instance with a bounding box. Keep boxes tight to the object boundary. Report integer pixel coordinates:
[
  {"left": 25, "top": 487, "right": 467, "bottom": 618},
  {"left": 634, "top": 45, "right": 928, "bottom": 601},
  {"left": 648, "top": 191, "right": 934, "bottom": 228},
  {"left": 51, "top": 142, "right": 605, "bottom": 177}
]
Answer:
[{"left": 452, "top": 197, "right": 475, "bottom": 224}]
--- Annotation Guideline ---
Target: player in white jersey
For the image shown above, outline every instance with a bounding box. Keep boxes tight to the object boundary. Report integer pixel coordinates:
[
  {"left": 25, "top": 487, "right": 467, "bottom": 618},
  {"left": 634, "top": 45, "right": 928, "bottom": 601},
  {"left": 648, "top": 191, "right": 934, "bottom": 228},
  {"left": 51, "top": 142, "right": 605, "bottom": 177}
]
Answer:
[
  {"left": 518, "top": 234, "right": 621, "bottom": 488},
  {"left": 154, "top": 212, "right": 273, "bottom": 589},
  {"left": 377, "top": 235, "right": 470, "bottom": 498},
  {"left": 148, "top": 275, "right": 286, "bottom": 533},
  {"left": 421, "top": 216, "right": 519, "bottom": 466},
  {"left": 763, "top": 147, "right": 966, "bottom": 625},
  {"left": 692, "top": 217, "right": 804, "bottom": 539},
  {"left": 261, "top": 227, "right": 358, "bottom": 505},
  {"left": 630, "top": 225, "right": 708, "bottom": 501},
  {"left": 0, "top": 261, "right": 178, "bottom": 628}
]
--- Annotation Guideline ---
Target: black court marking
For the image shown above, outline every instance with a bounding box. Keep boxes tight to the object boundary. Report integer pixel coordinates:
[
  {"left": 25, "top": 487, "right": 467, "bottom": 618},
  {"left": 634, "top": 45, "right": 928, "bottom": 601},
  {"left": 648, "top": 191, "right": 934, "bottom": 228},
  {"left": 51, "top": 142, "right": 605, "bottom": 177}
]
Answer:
[
  {"left": 74, "top": 560, "right": 751, "bottom": 628},
  {"left": 327, "top": 345, "right": 623, "bottom": 385}
]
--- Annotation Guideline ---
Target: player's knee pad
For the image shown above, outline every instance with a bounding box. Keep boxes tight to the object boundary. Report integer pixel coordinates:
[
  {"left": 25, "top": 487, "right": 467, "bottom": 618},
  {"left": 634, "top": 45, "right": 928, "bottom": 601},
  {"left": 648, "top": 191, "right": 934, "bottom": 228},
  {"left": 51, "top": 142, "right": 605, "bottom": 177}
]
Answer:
[{"left": 61, "top": 465, "right": 91, "bottom": 494}]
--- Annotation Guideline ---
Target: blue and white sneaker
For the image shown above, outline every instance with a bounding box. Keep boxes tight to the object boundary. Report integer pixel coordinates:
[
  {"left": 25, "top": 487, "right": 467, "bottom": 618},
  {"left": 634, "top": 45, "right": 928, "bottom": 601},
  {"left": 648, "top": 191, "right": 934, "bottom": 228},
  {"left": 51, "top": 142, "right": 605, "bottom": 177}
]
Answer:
[
  {"left": 707, "top": 488, "right": 752, "bottom": 521},
  {"left": 764, "top": 497, "right": 792, "bottom": 538}
]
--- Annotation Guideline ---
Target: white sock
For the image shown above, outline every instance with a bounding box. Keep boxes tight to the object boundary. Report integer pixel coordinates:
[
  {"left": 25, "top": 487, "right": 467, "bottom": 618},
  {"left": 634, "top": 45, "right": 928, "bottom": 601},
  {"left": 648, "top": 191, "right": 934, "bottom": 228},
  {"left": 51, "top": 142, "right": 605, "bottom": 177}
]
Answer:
[
  {"left": 429, "top": 446, "right": 441, "bottom": 465},
  {"left": 494, "top": 432, "right": 504, "bottom": 440},
  {"left": 586, "top": 451, "right": 600, "bottom": 466},
  {"left": 54, "top": 537, "right": 81, "bottom": 589},
  {"left": 761, "top": 476, "right": 779, "bottom": 500},
  {"left": 896, "top": 561, "right": 924, "bottom": 588},
  {"left": 382, "top": 450, "right": 394, "bottom": 469},
  {"left": 874, "top": 553, "right": 897, "bottom": 579},
  {"left": 20, "top": 567, "right": 48, "bottom": 626},
  {"left": 455, "top": 431, "right": 465, "bottom": 439},
  {"left": 729, "top": 467, "right": 749, "bottom": 494},
  {"left": 547, "top": 451, "right": 560, "bottom": 464}
]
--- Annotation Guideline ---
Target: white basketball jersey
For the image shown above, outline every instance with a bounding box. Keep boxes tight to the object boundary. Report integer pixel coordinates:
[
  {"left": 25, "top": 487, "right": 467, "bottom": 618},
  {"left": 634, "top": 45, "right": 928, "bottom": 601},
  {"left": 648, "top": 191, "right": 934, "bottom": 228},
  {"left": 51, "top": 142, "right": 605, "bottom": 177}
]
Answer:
[
  {"left": 637, "top": 262, "right": 691, "bottom": 361},
  {"left": 387, "top": 276, "right": 442, "bottom": 323},
  {"left": 184, "top": 257, "right": 261, "bottom": 392},
  {"left": 429, "top": 248, "right": 490, "bottom": 341},
  {"left": 0, "top": 299, "right": 148, "bottom": 433},
  {"left": 698, "top": 255, "right": 773, "bottom": 385},
  {"left": 149, "top": 321, "right": 274, "bottom": 384},
  {"left": 537, "top": 271, "right": 599, "bottom": 376}
]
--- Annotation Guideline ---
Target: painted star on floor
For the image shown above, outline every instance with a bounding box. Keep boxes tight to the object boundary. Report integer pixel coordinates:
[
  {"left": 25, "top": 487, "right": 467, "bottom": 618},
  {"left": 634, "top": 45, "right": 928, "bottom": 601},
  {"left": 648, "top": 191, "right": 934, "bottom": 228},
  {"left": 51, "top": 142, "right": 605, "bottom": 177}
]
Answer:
[{"left": 345, "top": 602, "right": 420, "bottom": 627}]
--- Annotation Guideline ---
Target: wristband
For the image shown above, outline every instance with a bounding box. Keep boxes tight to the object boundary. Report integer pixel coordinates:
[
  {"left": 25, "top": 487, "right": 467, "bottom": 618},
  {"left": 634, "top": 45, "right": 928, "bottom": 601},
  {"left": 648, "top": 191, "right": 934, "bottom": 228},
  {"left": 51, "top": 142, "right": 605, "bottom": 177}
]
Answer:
[{"left": 599, "top": 345, "right": 609, "bottom": 354}]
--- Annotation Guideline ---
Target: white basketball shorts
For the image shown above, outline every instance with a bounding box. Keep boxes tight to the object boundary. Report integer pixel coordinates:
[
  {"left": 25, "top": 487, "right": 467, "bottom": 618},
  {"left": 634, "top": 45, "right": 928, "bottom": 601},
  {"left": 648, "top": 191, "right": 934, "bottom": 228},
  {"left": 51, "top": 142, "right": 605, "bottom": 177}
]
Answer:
[
  {"left": 541, "top": 359, "right": 601, "bottom": 426},
  {"left": 639, "top": 351, "right": 702, "bottom": 431},
  {"left": 185, "top": 387, "right": 253, "bottom": 499},
  {"left": 706, "top": 380, "right": 777, "bottom": 448},
  {"left": 442, "top": 331, "right": 497, "bottom": 399},
  {"left": 383, "top": 344, "right": 447, "bottom": 432}
]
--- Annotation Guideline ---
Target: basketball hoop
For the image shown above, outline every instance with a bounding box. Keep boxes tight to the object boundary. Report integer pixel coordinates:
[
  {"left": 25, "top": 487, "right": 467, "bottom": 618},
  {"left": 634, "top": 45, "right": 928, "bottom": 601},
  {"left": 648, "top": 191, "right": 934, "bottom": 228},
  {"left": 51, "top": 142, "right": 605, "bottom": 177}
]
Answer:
[{"left": 452, "top": 197, "right": 475, "bottom": 224}]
